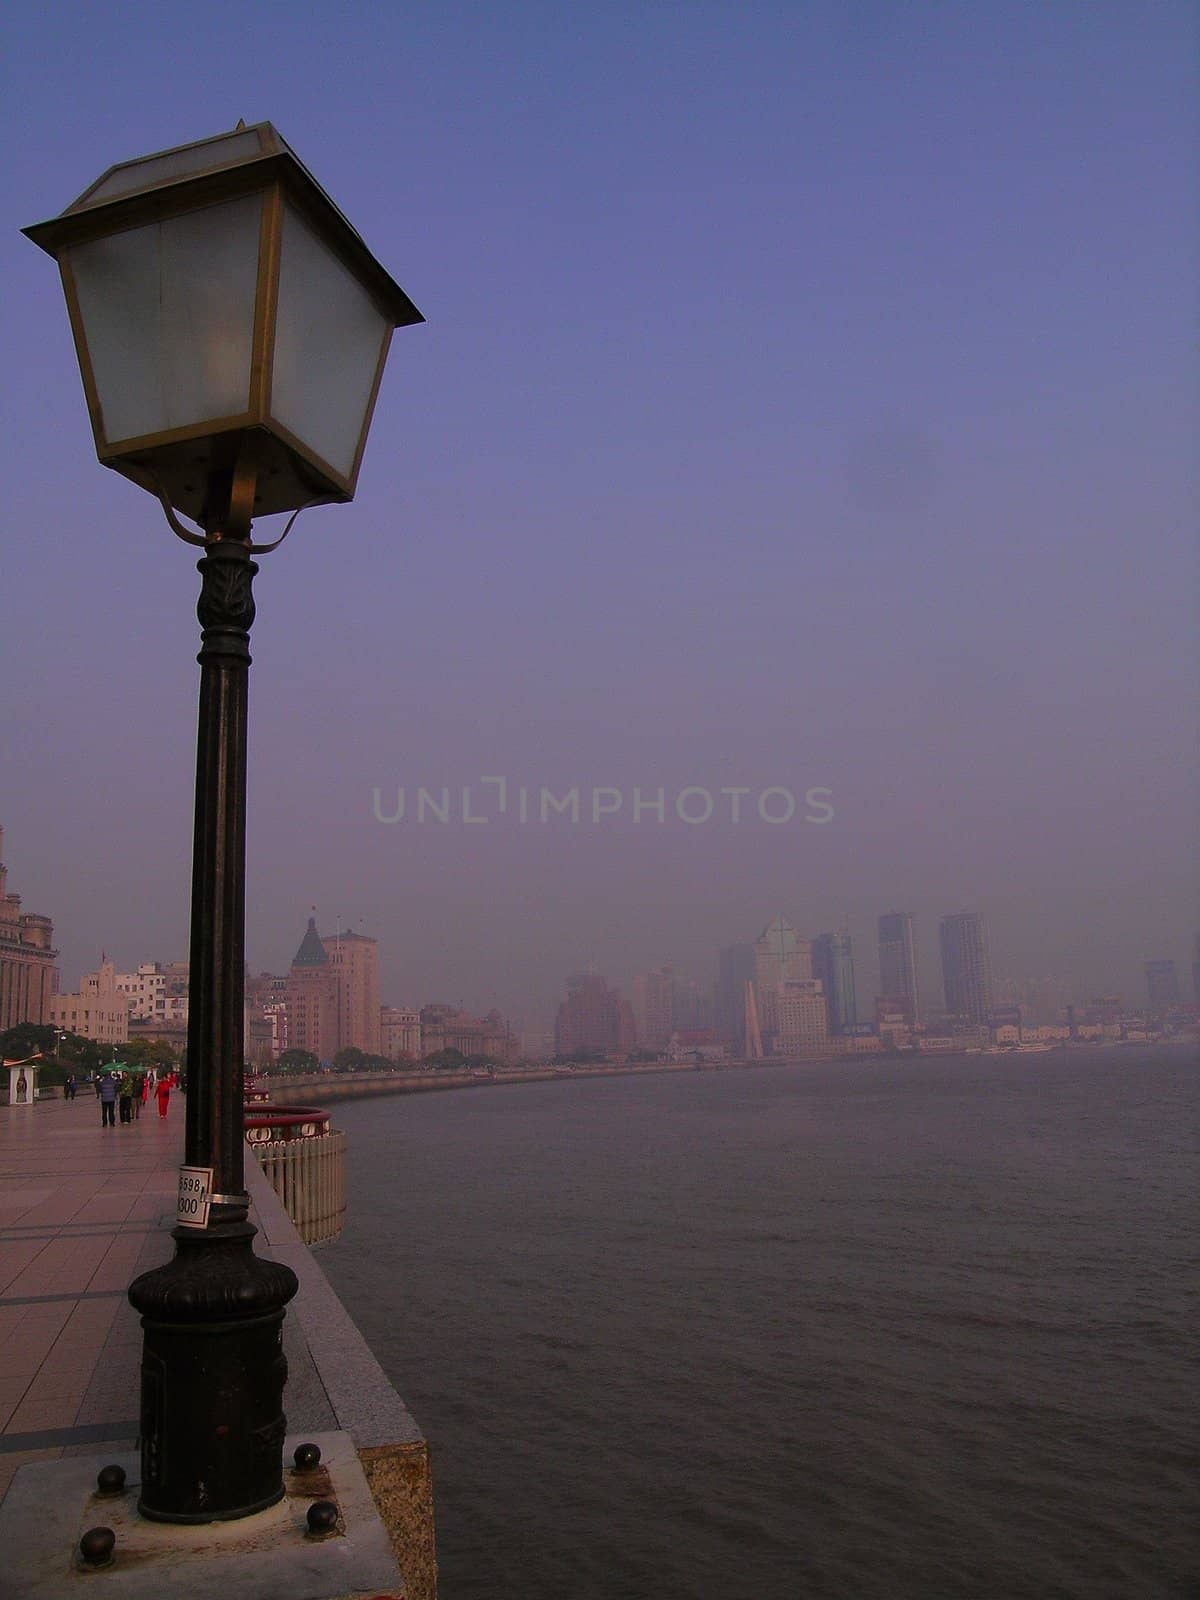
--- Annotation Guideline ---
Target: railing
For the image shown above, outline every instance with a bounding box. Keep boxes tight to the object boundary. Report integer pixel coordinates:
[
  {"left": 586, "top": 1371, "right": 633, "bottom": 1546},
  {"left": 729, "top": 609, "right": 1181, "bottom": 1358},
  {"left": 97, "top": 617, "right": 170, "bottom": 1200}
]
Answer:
[{"left": 247, "top": 1117, "right": 346, "bottom": 1246}]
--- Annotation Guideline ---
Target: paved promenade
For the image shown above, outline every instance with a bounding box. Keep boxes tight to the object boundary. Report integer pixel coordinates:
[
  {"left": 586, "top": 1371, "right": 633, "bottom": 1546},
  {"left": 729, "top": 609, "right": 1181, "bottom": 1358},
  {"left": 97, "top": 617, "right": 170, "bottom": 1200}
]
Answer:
[{"left": 0, "top": 1090, "right": 180, "bottom": 1500}]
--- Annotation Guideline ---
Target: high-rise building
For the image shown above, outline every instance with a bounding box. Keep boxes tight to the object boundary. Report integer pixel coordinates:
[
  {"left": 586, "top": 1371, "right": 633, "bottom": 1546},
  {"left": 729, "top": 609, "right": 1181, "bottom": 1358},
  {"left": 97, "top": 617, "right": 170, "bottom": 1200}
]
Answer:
[
  {"left": 754, "top": 915, "right": 812, "bottom": 988},
  {"left": 878, "top": 912, "right": 920, "bottom": 1025},
  {"left": 812, "top": 932, "right": 856, "bottom": 1034},
  {"left": 554, "top": 972, "right": 635, "bottom": 1058},
  {"left": 1144, "top": 960, "right": 1180, "bottom": 1013},
  {"left": 716, "top": 943, "right": 755, "bottom": 1050},
  {"left": 631, "top": 966, "right": 674, "bottom": 1050},
  {"left": 671, "top": 972, "right": 714, "bottom": 1033},
  {"left": 939, "top": 911, "right": 993, "bottom": 1024},
  {"left": 773, "top": 977, "right": 829, "bottom": 1055},
  {"left": 753, "top": 915, "right": 811, "bottom": 1041},
  {"left": 322, "top": 929, "right": 381, "bottom": 1056},
  {"left": 0, "top": 825, "right": 58, "bottom": 1032}
]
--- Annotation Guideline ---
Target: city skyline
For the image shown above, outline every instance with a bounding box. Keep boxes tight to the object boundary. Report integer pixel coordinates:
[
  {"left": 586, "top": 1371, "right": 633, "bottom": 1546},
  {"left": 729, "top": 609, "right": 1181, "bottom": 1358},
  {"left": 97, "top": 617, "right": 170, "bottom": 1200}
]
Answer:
[
  {"left": 3, "top": 5, "right": 1195, "bottom": 1028},
  {"left": 6, "top": 808, "right": 1192, "bottom": 1043}
]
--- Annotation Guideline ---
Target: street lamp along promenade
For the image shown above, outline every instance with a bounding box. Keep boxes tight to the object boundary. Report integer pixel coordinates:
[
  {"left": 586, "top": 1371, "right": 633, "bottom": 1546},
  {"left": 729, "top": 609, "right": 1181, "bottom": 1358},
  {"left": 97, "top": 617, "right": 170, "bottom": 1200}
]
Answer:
[{"left": 23, "top": 123, "right": 423, "bottom": 1524}]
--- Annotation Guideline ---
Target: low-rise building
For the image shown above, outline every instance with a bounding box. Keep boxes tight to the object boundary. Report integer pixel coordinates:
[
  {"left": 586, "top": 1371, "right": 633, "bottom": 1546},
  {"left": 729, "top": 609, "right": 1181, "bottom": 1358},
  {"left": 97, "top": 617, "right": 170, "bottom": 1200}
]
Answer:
[
  {"left": 380, "top": 1004, "right": 421, "bottom": 1062},
  {"left": 51, "top": 957, "right": 130, "bottom": 1044},
  {"left": 0, "top": 825, "right": 58, "bottom": 1031}
]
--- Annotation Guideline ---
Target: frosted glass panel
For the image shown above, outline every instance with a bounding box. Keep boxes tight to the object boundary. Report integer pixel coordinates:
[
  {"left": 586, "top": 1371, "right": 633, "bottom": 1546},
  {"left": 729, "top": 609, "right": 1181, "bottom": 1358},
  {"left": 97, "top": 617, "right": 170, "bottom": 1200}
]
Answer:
[
  {"left": 83, "top": 131, "right": 263, "bottom": 205},
  {"left": 272, "top": 203, "right": 389, "bottom": 479},
  {"left": 68, "top": 195, "right": 262, "bottom": 443}
]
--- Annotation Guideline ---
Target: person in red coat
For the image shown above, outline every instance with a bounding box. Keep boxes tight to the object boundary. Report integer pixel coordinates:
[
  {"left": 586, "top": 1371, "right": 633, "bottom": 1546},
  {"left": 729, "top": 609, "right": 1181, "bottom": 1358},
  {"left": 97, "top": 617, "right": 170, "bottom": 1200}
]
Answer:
[{"left": 155, "top": 1077, "right": 171, "bottom": 1119}]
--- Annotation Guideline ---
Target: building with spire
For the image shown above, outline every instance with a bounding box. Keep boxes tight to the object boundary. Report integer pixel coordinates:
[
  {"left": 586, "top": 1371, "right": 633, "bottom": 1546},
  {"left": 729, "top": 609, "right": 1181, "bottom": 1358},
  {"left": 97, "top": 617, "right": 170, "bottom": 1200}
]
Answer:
[
  {"left": 283, "top": 916, "right": 340, "bottom": 1061},
  {"left": 0, "top": 826, "right": 58, "bottom": 1032}
]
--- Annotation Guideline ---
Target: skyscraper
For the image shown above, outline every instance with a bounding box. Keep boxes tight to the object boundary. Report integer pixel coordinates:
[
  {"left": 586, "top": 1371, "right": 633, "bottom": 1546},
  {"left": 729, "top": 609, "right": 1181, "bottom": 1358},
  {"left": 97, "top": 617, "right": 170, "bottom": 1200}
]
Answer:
[
  {"left": 753, "top": 915, "right": 811, "bottom": 1044},
  {"left": 1144, "top": 960, "right": 1179, "bottom": 1013},
  {"left": 878, "top": 911, "right": 920, "bottom": 1025},
  {"left": 754, "top": 915, "right": 812, "bottom": 988},
  {"left": 717, "top": 943, "right": 755, "bottom": 1050},
  {"left": 631, "top": 965, "right": 674, "bottom": 1049},
  {"left": 939, "top": 911, "right": 992, "bottom": 1024},
  {"left": 555, "top": 972, "right": 635, "bottom": 1058},
  {"left": 812, "top": 932, "right": 857, "bottom": 1034}
]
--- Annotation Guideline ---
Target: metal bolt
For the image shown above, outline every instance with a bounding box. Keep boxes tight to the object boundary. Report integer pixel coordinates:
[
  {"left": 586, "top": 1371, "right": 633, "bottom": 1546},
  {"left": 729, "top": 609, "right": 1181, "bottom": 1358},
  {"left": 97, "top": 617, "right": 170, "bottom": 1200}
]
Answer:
[
  {"left": 95, "top": 1463, "right": 126, "bottom": 1496},
  {"left": 293, "top": 1441, "right": 322, "bottom": 1471},
  {"left": 306, "top": 1499, "right": 339, "bottom": 1536},
  {"left": 79, "top": 1527, "right": 116, "bottom": 1566}
]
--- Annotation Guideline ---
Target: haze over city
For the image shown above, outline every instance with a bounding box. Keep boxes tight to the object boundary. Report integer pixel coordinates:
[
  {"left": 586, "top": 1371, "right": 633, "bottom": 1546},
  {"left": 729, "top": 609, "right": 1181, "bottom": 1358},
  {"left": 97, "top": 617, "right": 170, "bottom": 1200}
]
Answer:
[{"left": 3, "top": 2, "right": 1196, "bottom": 1032}]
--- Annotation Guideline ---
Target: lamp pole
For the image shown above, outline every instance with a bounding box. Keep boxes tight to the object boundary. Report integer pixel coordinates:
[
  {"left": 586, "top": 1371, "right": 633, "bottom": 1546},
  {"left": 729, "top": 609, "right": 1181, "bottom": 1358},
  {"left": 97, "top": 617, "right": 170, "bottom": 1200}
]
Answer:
[
  {"left": 23, "top": 121, "right": 423, "bottom": 1524},
  {"left": 127, "top": 483, "right": 299, "bottom": 1524}
]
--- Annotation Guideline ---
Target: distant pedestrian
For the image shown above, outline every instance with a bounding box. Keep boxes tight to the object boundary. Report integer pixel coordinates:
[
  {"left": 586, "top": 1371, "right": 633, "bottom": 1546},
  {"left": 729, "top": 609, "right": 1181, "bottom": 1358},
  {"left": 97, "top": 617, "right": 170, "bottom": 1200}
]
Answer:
[
  {"left": 94, "top": 1073, "right": 102, "bottom": 1098},
  {"left": 155, "top": 1077, "right": 171, "bottom": 1119},
  {"left": 99, "top": 1072, "right": 118, "bottom": 1128},
  {"left": 118, "top": 1071, "right": 133, "bottom": 1124},
  {"left": 130, "top": 1074, "right": 142, "bottom": 1119}
]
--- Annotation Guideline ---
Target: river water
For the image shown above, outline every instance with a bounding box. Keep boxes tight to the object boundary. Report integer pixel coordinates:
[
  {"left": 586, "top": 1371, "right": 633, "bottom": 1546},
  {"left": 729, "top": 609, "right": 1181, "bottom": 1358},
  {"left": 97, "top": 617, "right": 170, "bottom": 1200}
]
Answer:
[{"left": 321, "top": 1048, "right": 1198, "bottom": 1598}]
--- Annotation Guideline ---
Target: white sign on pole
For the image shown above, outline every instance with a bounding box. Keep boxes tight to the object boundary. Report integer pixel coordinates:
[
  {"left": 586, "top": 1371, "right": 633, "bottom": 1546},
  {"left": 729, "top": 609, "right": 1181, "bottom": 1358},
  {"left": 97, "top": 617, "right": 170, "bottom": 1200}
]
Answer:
[{"left": 176, "top": 1165, "right": 213, "bottom": 1228}]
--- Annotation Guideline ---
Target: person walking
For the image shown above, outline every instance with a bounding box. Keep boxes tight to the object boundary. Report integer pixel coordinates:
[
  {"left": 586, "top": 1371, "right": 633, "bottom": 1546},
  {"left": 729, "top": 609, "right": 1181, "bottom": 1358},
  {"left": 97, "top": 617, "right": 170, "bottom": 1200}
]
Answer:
[
  {"left": 99, "top": 1071, "right": 118, "bottom": 1128},
  {"left": 118, "top": 1070, "right": 134, "bottom": 1124},
  {"left": 155, "top": 1075, "right": 171, "bottom": 1119}
]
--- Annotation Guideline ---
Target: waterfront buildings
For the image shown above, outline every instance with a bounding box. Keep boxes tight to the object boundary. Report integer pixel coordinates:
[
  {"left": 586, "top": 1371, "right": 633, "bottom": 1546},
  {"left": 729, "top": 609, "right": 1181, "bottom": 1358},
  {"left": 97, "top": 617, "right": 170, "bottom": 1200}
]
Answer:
[
  {"left": 1144, "top": 960, "right": 1180, "bottom": 1013},
  {"left": 812, "top": 932, "right": 857, "bottom": 1035},
  {"left": 0, "top": 826, "right": 57, "bottom": 1032},
  {"left": 878, "top": 911, "right": 920, "bottom": 1026},
  {"left": 939, "top": 911, "right": 993, "bottom": 1025},
  {"left": 555, "top": 972, "right": 635, "bottom": 1057},
  {"left": 419, "top": 1003, "right": 518, "bottom": 1063}
]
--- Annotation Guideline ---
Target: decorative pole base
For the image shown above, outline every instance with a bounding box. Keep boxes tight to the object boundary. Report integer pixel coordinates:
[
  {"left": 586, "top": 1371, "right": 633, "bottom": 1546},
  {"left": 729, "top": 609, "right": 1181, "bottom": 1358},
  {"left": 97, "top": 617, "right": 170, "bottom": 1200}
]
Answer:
[{"left": 128, "top": 1222, "right": 299, "bottom": 1522}]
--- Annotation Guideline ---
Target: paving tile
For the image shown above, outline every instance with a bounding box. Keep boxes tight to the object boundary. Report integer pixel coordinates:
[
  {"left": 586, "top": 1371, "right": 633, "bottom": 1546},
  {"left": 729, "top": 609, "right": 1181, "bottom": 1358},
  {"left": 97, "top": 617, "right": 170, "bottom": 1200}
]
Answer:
[
  {"left": 0, "top": 1448, "right": 62, "bottom": 1502},
  {"left": 0, "top": 1100, "right": 183, "bottom": 1455}
]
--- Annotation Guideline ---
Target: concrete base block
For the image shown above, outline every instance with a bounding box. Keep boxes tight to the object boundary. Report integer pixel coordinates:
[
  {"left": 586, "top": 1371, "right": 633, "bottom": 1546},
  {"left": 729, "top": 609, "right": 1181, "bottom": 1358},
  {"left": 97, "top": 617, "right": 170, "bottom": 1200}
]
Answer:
[{"left": 0, "top": 1430, "right": 405, "bottom": 1599}]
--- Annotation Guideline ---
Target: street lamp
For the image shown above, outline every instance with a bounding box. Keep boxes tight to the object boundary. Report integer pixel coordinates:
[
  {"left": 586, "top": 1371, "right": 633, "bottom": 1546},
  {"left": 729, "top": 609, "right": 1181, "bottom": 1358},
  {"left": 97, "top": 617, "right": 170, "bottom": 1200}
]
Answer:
[{"left": 24, "top": 123, "right": 422, "bottom": 1523}]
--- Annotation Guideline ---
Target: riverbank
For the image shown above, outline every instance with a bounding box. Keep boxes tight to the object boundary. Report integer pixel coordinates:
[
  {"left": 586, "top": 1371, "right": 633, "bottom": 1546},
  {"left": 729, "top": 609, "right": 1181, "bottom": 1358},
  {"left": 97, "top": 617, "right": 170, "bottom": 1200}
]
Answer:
[{"left": 261, "top": 1037, "right": 1197, "bottom": 1111}]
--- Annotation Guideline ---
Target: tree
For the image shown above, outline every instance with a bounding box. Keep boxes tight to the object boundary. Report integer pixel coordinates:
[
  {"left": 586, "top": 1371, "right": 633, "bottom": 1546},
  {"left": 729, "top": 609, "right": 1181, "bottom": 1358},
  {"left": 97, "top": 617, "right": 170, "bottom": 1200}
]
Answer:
[
  {"left": 422, "top": 1047, "right": 467, "bottom": 1071},
  {"left": 120, "top": 1037, "right": 179, "bottom": 1070},
  {"left": 0, "top": 1023, "right": 55, "bottom": 1062},
  {"left": 276, "top": 1049, "right": 319, "bottom": 1076}
]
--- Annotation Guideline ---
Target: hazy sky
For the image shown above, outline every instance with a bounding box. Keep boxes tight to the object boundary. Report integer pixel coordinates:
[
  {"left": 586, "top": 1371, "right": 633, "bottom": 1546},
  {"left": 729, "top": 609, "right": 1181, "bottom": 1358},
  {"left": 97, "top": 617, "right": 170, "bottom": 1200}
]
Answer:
[{"left": 3, "top": 2, "right": 1196, "bottom": 1031}]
